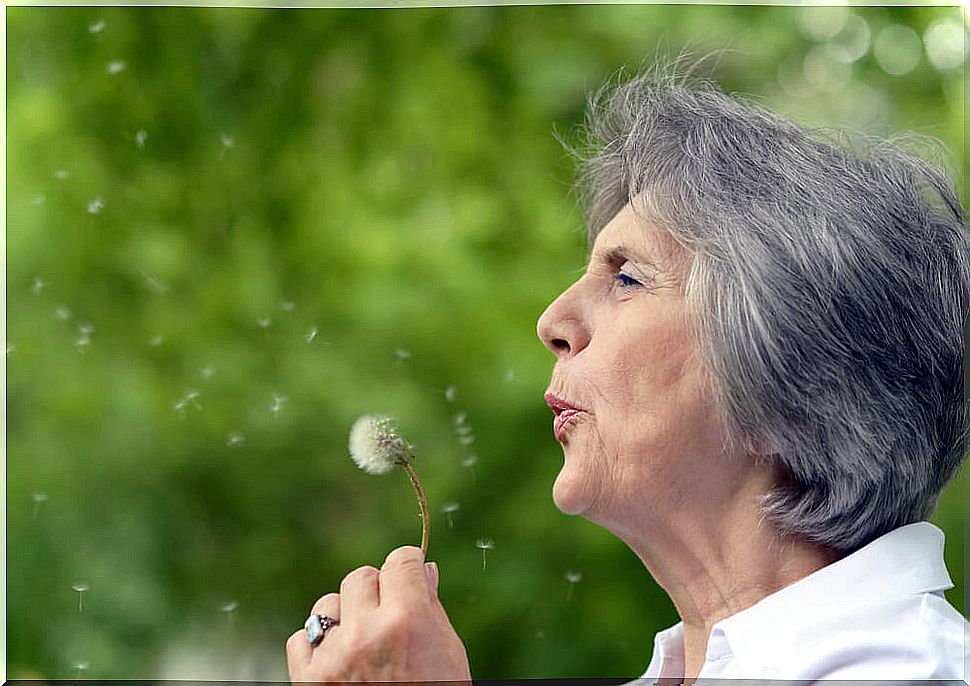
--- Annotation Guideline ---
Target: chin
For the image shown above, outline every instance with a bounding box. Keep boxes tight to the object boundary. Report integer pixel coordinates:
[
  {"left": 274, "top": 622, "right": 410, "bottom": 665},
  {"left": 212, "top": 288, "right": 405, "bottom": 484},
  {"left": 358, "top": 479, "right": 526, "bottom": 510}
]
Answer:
[{"left": 552, "top": 468, "right": 592, "bottom": 515}]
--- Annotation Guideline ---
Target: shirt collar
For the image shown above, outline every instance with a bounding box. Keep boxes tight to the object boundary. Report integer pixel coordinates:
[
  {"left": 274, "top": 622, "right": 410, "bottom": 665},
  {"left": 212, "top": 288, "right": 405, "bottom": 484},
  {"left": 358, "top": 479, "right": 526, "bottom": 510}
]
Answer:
[
  {"left": 642, "top": 521, "right": 954, "bottom": 673},
  {"left": 715, "top": 520, "right": 953, "bottom": 636}
]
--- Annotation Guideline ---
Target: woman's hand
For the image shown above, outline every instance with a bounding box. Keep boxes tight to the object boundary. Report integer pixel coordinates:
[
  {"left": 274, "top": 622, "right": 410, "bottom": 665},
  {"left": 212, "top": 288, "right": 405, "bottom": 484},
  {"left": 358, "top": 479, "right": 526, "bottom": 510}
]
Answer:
[{"left": 286, "top": 545, "right": 473, "bottom": 683}]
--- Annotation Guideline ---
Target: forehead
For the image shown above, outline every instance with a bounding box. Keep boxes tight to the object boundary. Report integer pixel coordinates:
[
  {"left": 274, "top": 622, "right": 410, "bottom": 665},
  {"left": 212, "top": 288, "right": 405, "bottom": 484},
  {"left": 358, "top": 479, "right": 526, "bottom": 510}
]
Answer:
[{"left": 590, "top": 202, "right": 687, "bottom": 269}]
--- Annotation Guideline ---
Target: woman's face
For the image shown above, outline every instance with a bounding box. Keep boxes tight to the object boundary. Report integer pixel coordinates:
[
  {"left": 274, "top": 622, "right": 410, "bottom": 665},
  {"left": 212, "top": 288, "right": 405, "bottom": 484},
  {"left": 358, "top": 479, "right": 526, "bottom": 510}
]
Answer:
[{"left": 537, "top": 203, "right": 733, "bottom": 529}]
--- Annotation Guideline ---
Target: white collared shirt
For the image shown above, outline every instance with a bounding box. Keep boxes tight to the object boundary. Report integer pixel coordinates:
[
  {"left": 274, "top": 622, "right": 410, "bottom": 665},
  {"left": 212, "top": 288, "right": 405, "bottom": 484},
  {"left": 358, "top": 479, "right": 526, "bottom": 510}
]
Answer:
[{"left": 634, "top": 521, "right": 968, "bottom": 683}]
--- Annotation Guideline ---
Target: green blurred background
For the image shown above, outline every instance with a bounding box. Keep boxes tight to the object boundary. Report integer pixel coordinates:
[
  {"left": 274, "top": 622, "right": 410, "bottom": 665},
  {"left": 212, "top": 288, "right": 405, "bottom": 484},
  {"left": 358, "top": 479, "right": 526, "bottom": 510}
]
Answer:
[{"left": 6, "top": 4, "right": 968, "bottom": 680}]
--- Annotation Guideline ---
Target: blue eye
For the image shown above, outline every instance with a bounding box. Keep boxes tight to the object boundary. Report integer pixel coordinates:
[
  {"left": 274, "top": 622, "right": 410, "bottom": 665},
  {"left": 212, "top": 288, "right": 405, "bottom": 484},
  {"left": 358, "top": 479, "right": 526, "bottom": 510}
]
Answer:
[{"left": 614, "top": 272, "right": 642, "bottom": 289}]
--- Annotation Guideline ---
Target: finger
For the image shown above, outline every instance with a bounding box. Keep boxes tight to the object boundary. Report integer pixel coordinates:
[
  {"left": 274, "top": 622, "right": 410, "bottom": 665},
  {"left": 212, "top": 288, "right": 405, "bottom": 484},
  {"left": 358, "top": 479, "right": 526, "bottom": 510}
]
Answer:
[
  {"left": 310, "top": 592, "right": 341, "bottom": 621},
  {"left": 379, "top": 545, "right": 427, "bottom": 609},
  {"left": 286, "top": 627, "right": 313, "bottom": 672},
  {"left": 340, "top": 565, "right": 380, "bottom": 617}
]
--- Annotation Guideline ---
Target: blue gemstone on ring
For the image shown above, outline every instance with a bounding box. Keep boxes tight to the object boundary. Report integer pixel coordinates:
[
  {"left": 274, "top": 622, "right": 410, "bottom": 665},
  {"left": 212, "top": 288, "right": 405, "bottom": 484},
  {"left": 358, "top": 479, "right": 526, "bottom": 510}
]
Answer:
[{"left": 305, "top": 614, "right": 324, "bottom": 645}]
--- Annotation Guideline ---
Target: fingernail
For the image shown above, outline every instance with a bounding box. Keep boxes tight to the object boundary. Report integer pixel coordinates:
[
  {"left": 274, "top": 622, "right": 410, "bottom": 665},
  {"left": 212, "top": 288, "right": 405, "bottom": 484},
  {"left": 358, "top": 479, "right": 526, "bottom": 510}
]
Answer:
[{"left": 426, "top": 561, "right": 439, "bottom": 589}]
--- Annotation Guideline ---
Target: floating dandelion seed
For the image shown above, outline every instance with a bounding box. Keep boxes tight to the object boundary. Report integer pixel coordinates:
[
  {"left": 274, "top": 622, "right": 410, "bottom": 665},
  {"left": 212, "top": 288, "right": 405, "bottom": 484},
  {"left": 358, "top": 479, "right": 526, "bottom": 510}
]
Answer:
[
  {"left": 453, "top": 412, "right": 467, "bottom": 428},
  {"left": 394, "top": 348, "right": 412, "bottom": 363},
  {"left": 140, "top": 271, "right": 169, "bottom": 294},
  {"left": 106, "top": 60, "right": 126, "bottom": 75},
  {"left": 173, "top": 390, "right": 202, "bottom": 417},
  {"left": 445, "top": 385, "right": 457, "bottom": 403},
  {"left": 221, "top": 134, "right": 235, "bottom": 148},
  {"left": 349, "top": 415, "right": 430, "bottom": 556},
  {"left": 461, "top": 453, "right": 478, "bottom": 484},
  {"left": 55, "top": 306, "right": 72, "bottom": 321},
  {"left": 270, "top": 394, "right": 287, "bottom": 418},
  {"left": 72, "top": 582, "right": 90, "bottom": 612},
  {"left": 135, "top": 129, "right": 147, "bottom": 149},
  {"left": 221, "top": 600, "right": 238, "bottom": 632},
  {"left": 281, "top": 299, "right": 296, "bottom": 312},
  {"left": 565, "top": 570, "right": 583, "bottom": 602},
  {"left": 88, "top": 19, "right": 105, "bottom": 33},
  {"left": 458, "top": 434, "right": 475, "bottom": 446},
  {"left": 257, "top": 317, "right": 272, "bottom": 329},
  {"left": 475, "top": 538, "right": 494, "bottom": 570},
  {"left": 73, "top": 661, "right": 89, "bottom": 679},
  {"left": 304, "top": 326, "right": 318, "bottom": 343},
  {"left": 74, "top": 325, "right": 92, "bottom": 352},
  {"left": 32, "top": 491, "right": 48, "bottom": 518},
  {"left": 53, "top": 169, "right": 69, "bottom": 180},
  {"left": 442, "top": 501, "right": 460, "bottom": 528},
  {"left": 201, "top": 365, "right": 215, "bottom": 382},
  {"left": 32, "top": 195, "right": 46, "bottom": 206},
  {"left": 226, "top": 432, "right": 245, "bottom": 448},
  {"left": 31, "top": 276, "right": 45, "bottom": 295},
  {"left": 148, "top": 335, "right": 164, "bottom": 347},
  {"left": 86, "top": 197, "right": 104, "bottom": 214}
]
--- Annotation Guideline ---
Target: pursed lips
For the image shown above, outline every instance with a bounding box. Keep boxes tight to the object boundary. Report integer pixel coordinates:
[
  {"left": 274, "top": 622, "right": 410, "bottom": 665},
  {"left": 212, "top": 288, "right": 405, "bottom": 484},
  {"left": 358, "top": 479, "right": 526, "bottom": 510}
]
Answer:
[{"left": 544, "top": 392, "right": 586, "bottom": 443}]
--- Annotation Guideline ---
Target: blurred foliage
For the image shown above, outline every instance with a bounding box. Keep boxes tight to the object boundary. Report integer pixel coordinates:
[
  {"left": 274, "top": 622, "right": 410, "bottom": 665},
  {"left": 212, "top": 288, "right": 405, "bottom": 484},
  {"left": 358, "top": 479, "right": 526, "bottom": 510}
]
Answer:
[{"left": 6, "top": 4, "right": 967, "bottom": 681}]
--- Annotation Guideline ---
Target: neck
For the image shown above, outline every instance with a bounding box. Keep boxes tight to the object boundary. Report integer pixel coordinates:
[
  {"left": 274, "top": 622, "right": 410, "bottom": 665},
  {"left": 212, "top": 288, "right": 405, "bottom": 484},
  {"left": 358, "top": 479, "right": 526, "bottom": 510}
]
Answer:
[{"left": 604, "top": 465, "right": 840, "bottom": 680}]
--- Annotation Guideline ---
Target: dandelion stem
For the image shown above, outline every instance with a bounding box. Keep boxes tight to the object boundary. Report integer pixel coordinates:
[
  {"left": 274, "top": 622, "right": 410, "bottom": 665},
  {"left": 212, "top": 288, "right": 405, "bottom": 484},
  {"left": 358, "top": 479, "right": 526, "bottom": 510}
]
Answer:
[{"left": 400, "top": 457, "right": 429, "bottom": 557}]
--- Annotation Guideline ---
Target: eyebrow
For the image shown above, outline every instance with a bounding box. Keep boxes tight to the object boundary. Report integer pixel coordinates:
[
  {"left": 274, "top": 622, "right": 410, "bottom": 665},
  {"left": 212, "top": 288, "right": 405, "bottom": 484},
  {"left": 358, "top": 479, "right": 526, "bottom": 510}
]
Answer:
[{"left": 588, "top": 245, "right": 658, "bottom": 270}]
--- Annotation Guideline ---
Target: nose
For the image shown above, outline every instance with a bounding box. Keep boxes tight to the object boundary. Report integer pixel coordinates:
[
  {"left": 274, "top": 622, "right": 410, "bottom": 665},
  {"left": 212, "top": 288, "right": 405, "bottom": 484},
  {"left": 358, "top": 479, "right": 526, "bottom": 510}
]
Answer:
[{"left": 536, "top": 281, "right": 591, "bottom": 358}]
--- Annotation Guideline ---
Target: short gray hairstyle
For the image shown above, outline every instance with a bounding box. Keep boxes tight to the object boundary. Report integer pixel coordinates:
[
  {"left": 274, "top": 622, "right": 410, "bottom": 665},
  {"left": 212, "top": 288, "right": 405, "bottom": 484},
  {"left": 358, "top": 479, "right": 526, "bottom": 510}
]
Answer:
[{"left": 560, "top": 57, "right": 970, "bottom": 553}]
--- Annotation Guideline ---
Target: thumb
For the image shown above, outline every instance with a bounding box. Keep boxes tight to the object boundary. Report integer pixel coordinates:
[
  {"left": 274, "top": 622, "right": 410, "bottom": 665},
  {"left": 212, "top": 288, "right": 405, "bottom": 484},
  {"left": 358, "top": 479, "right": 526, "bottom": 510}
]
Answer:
[{"left": 424, "top": 561, "right": 439, "bottom": 591}]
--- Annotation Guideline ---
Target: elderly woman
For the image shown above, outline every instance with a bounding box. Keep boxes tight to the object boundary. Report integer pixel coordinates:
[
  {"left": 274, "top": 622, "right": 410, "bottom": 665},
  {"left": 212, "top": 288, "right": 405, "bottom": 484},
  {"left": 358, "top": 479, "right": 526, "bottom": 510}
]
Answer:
[{"left": 286, "top": 62, "right": 969, "bottom": 683}]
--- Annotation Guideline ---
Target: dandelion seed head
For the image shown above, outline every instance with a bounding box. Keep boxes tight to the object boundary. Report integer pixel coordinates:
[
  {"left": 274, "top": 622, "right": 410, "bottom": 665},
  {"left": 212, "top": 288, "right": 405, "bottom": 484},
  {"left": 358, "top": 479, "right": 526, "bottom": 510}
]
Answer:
[
  {"left": 135, "top": 129, "right": 147, "bottom": 149},
  {"left": 304, "top": 326, "right": 318, "bottom": 343},
  {"left": 55, "top": 306, "right": 72, "bottom": 321},
  {"left": 475, "top": 538, "right": 494, "bottom": 550},
  {"left": 72, "top": 582, "right": 90, "bottom": 593},
  {"left": 53, "top": 169, "right": 70, "bottom": 180},
  {"left": 442, "top": 501, "right": 460, "bottom": 513},
  {"left": 394, "top": 348, "right": 411, "bottom": 360},
  {"left": 226, "top": 432, "right": 245, "bottom": 447},
  {"left": 221, "top": 134, "right": 235, "bottom": 148},
  {"left": 87, "top": 197, "right": 104, "bottom": 214},
  {"left": 455, "top": 424, "right": 472, "bottom": 437},
  {"left": 31, "top": 277, "right": 45, "bottom": 294},
  {"left": 106, "top": 60, "right": 126, "bottom": 75},
  {"left": 458, "top": 435, "right": 475, "bottom": 446},
  {"left": 453, "top": 412, "right": 467, "bottom": 427},
  {"left": 349, "top": 415, "right": 410, "bottom": 475},
  {"left": 445, "top": 385, "right": 457, "bottom": 403},
  {"left": 565, "top": 570, "right": 583, "bottom": 583},
  {"left": 461, "top": 454, "right": 478, "bottom": 468},
  {"left": 88, "top": 19, "right": 105, "bottom": 33},
  {"left": 257, "top": 317, "right": 272, "bottom": 329},
  {"left": 201, "top": 365, "right": 215, "bottom": 381},
  {"left": 220, "top": 601, "right": 238, "bottom": 613},
  {"left": 148, "top": 335, "right": 163, "bottom": 347},
  {"left": 73, "top": 661, "right": 89, "bottom": 671},
  {"left": 33, "top": 491, "right": 48, "bottom": 503}
]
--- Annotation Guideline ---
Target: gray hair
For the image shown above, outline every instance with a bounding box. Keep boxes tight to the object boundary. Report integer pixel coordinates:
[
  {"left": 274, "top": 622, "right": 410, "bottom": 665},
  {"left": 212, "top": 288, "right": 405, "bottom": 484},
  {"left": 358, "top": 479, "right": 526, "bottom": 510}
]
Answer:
[{"left": 560, "top": 56, "right": 970, "bottom": 554}]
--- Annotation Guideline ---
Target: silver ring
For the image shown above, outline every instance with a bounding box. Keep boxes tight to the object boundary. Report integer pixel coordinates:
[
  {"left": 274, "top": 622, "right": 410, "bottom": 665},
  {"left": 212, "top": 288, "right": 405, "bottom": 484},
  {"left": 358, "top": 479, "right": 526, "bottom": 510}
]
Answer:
[{"left": 305, "top": 613, "right": 339, "bottom": 646}]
